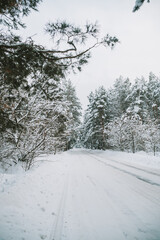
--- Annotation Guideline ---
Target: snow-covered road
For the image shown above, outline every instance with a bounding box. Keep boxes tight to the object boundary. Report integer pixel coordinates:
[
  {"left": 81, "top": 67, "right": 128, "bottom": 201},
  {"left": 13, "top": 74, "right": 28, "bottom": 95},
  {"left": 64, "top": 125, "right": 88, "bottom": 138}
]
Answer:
[{"left": 0, "top": 149, "right": 160, "bottom": 240}]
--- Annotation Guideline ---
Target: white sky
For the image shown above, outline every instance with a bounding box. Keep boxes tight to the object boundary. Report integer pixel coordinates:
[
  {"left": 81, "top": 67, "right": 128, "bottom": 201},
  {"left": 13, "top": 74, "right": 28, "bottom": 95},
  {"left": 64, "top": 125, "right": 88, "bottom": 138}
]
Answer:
[{"left": 21, "top": 0, "right": 160, "bottom": 110}]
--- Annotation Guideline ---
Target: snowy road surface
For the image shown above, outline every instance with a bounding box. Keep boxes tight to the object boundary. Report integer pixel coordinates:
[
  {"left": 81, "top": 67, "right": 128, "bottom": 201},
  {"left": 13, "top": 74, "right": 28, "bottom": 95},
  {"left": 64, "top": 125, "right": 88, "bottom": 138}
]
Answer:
[{"left": 0, "top": 149, "right": 160, "bottom": 240}]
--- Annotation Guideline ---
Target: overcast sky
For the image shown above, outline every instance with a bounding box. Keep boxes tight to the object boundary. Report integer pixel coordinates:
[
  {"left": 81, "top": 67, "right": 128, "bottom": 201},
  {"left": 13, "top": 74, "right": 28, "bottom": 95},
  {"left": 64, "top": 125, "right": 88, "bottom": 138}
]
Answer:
[{"left": 21, "top": 0, "right": 160, "bottom": 110}]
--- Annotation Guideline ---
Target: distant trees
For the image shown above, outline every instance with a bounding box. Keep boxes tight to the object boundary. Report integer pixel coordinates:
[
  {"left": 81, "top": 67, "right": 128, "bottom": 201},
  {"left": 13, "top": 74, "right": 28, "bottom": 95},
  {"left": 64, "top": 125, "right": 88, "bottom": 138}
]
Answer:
[{"left": 81, "top": 73, "right": 160, "bottom": 155}]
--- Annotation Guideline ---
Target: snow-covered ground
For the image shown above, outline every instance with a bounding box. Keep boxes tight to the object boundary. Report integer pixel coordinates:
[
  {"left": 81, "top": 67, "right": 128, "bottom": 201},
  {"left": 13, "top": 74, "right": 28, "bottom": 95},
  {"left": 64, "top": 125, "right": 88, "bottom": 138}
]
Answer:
[
  {"left": 0, "top": 149, "right": 160, "bottom": 240},
  {"left": 93, "top": 149, "right": 160, "bottom": 169}
]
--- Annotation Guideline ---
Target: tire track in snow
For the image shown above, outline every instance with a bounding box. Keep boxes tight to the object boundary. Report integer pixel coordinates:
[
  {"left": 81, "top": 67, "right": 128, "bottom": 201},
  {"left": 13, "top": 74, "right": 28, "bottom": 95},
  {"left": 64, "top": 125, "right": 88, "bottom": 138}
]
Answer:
[
  {"left": 100, "top": 155, "right": 160, "bottom": 177},
  {"left": 87, "top": 152, "right": 160, "bottom": 187},
  {"left": 130, "top": 184, "right": 160, "bottom": 207},
  {"left": 85, "top": 167, "right": 160, "bottom": 240},
  {"left": 86, "top": 150, "right": 160, "bottom": 177},
  {"left": 86, "top": 173, "right": 149, "bottom": 239},
  {"left": 49, "top": 174, "right": 69, "bottom": 240}
]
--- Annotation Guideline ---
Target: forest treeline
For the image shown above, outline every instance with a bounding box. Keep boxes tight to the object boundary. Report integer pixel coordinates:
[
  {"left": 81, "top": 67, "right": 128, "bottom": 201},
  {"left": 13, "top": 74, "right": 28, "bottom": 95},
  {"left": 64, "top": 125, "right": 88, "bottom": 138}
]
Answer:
[
  {"left": 1, "top": 72, "right": 160, "bottom": 170},
  {"left": 81, "top": 73, "right": 160, "bottom": 155}
]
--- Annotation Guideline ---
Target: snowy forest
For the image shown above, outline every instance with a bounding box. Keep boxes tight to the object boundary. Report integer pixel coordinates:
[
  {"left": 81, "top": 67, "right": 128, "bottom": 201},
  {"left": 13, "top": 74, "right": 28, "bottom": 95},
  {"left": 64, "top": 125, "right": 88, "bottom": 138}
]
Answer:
[
  {"left": 81, "top": 73, "right": 160, "bottom": 155},
  {"left": 0, "top": 0, "right": 159, "bottom": 171},
  {"left": 1, "top": 71, "right": 160, "bottom": 171}
]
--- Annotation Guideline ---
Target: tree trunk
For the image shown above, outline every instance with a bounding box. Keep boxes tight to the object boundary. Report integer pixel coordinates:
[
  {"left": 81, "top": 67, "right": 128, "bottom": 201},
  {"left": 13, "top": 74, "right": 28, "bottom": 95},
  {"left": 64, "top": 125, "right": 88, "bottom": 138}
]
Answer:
[
  {"left": 153, "top": 145, "right": 156, "bottom": 156},
  {"left": 132, "top": 133, "right": 135, "bottom": 153}
]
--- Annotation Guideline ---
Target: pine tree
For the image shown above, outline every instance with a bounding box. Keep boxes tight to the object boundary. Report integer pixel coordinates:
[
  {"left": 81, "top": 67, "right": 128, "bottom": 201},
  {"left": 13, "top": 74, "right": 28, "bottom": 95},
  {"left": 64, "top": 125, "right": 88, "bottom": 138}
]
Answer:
[
  {"left": 127, "top": 77, "right": 149, "bottom": 123},
  {"left": 146, "top": 72, "right": 160, "bottom": 122},
  {"left": 62, "top": 80, "right": 82, "bottom": 150},
  {"left": 82, "top": 87, "right": 110, "bottom": 150},
  {"left": 82, "top": 92, "right": 95, "bottom": 149},
  {"left": 108, "top": 76, "right": 131, "bottom": 119}
]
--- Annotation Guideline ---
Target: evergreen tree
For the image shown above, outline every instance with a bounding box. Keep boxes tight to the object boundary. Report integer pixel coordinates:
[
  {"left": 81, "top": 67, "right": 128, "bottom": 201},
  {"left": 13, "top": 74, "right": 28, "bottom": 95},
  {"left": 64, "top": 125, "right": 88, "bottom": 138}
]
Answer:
[
  {"left": 62, "top": 80, "right": 82, "bottom": 150},
  {"left": 146, "top": 72, "right": 160, "bottom": 122},
  {"left": 82, "top": 92, "right": 95, "bottom": 149},
  {"left": 82, "top": 87, "right": 110, "bottom": 150},
  {"left": 127, "top": 77, "right": 149, "bottom": 122},
  {"left": 108, "top": 76, "right": 131, "bottom": 119}
]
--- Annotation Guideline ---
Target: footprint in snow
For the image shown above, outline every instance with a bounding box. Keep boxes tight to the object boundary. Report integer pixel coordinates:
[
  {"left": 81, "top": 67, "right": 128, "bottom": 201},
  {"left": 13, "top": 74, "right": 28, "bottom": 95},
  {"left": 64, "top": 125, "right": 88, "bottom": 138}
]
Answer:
[
  {"left": 41, "top": 207, "right": 45, "bottom": 212},
  {"left": 40, "top": 234, "right": 47, "bottom": 239}
]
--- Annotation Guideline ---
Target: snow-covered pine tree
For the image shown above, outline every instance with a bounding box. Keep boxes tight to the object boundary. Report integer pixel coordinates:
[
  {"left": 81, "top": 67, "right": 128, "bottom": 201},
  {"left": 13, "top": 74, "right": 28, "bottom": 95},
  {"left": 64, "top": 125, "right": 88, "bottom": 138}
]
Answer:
[
  {"left": 108, "top": 76, "right": 131, "bottom": 119},
  {"left": 127, "top": 77, "right": 149, "bottom": 123},
  {"left": 146, "top": 72, "right": 160, "bottom": 122},
  {"left": 81, "top": 92, "right": 95, "bottom": 149},
  {"left": 82, "top": 86, "right": 110, "bottom": 150},
  {"left": 62, "top": 80, "right": 82, "bottom": 150}
]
